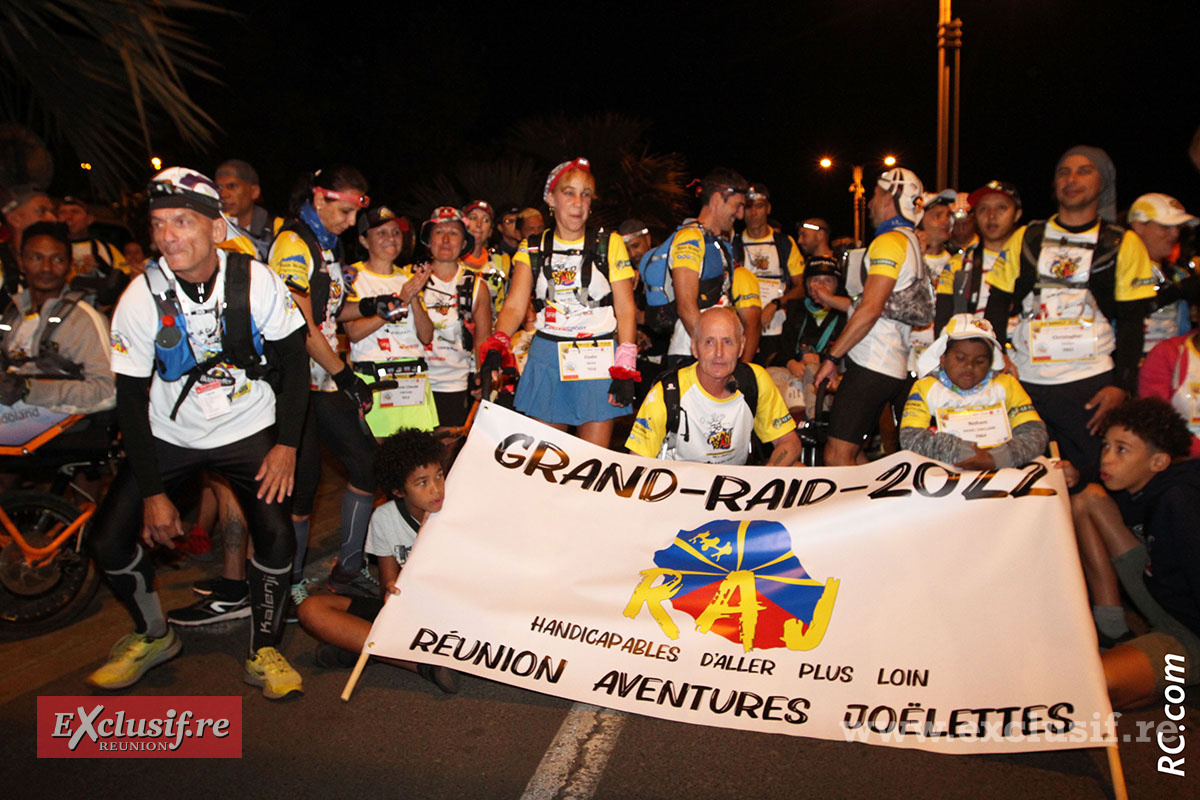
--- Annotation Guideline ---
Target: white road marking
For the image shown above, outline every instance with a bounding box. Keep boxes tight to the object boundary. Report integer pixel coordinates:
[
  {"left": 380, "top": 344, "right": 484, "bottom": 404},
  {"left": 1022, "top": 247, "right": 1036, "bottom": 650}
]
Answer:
[{"left": 521, "top": 703, "right": 628, "bottom": 800}]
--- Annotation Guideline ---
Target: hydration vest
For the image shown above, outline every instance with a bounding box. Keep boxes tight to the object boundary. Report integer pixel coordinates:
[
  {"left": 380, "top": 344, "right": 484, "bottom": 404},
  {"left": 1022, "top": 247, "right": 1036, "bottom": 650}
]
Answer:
[
  {"left": 145, "top": 252, "right": 265, "bottom": 420},
  {"left": 1014, "top": 219, "right": 1126, "bottom": 321},
  {"left": 0, "top": 290, "right": 88, "bottom": 378},
  {"left": 526, "top": 227, "right": 612, "bottom": 312},
  {"left": 660, "top": 361, "right": 764, "bottom": 464},
  {"left": 731, "top": 231, "right": 794, "bottom": 291},
  {"left": 638, "top": 223, "right": 734, "bottom": 332},
  {"left": 276, "top": 219, "right": 343, "bottom": 326}
]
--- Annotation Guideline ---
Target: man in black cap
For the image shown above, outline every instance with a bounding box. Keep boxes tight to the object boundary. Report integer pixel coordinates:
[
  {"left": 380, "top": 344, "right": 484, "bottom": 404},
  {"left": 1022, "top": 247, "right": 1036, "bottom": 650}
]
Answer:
[{"left": 86, "top": 166, "right": 311, "bottom": 699}]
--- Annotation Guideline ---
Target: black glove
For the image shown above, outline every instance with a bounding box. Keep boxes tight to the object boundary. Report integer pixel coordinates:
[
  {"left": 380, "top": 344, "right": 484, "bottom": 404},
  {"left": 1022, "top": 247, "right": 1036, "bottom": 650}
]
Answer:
[
  {"left": 0, "top": 373, "right": 29, "bottom": 406},
  {"left": 609, "top": 377, "right": 636, "bottom": 407},
  {"left": 34, "top": 352, "right": 84, "bottom": 380},
  {"left": 359, "top": 295, "right": 406, "bottom": 321},
  {"left": 332, "top": 367, "right": 373, "bottom": 414}
]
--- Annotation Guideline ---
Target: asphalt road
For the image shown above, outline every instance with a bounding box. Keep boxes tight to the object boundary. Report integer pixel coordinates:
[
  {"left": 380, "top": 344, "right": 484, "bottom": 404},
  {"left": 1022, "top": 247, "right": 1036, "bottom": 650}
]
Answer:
[{"left": 3, "top": 487, "right": 1196, "bottom": 799}]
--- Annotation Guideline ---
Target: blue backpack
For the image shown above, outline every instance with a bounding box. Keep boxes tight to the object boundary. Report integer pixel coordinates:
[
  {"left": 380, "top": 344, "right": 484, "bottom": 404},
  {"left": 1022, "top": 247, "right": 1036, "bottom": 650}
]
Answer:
[{"left": 638, "top": 223, "right": 734, "bottom": 333}]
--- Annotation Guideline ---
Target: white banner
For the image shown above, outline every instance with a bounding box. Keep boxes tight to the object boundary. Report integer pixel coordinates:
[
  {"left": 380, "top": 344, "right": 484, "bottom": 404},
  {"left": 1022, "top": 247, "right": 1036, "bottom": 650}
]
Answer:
[{"left": 367, "top": 402, "right": 1115, "bottom": 754}]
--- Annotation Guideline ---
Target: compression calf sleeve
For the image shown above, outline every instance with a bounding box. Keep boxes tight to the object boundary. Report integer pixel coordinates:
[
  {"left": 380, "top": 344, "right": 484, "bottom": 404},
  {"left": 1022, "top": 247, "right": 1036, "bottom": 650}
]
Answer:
[
  {"left": 338, "top": 489, "right": 374, "bottom": 573},
  {"left": 248, "top": 556, "right": 290, "bottom": 652},
  {"left": 291, "top": 518, "right": 310, "bottom": 583},
  {"left": 104, "top": 545, "right": 166, "bottom": 638}
]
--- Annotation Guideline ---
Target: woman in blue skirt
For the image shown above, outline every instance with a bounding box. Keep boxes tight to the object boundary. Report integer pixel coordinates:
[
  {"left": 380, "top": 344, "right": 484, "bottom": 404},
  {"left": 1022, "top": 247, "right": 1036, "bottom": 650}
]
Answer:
[{"left": 483, "top": 158, "right": 639, "bottom": 447}]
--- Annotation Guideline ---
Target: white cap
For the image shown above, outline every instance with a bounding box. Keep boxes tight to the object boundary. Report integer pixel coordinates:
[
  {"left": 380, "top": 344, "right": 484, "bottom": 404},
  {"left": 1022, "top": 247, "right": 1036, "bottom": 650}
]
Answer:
[
  {"left": 916, "top": 314, "right": 1005, "bottom": 377},
  {"left": 1128, "top": 193, "right": 1196, "bottom": 226}
]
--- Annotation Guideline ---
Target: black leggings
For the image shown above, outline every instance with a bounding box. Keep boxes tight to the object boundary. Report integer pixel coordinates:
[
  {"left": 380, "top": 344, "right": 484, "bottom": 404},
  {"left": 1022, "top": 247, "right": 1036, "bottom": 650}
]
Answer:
[
  {"left": 292, "top": 391, "right": 377, "bottom": 516},
  {"left": 89, "top": 429, "right": 294, "bottom": 571}
]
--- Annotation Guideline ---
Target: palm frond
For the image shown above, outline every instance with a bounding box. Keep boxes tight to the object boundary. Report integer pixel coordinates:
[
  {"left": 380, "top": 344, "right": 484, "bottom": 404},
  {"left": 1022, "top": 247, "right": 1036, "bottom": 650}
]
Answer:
[{"left": 0, "top": 0, "right": 231, "bottom": 195}]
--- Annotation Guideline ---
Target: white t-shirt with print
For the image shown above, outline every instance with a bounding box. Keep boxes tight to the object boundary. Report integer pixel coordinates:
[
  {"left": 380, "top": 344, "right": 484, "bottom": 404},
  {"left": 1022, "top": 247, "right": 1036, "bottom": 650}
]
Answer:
[{"left": 109, "top": 251, "right": 305, "bottom": 448}]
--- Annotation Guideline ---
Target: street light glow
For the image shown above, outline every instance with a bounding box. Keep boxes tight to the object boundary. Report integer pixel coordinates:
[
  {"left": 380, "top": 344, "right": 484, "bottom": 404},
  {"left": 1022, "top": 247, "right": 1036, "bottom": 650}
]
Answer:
[
  {"left": 883, "top": 155, "right": 897, "bottom": 166},
  {"left": 151, "top": 156, "right": 163, "bottom": 170},
  {"left": 80, "top": 162, "right": 92, "bottom": 171},
  {"left": 819, "top": 157, "right": 833, "bottom": 169}
]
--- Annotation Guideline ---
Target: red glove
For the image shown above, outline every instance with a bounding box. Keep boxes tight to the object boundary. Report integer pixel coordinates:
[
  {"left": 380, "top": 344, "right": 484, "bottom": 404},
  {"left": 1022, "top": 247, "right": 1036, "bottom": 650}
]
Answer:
[
  {"left": 480, "top": 332, "right": 516, "bottom": 371},
  {"left": 609, "top": 342, "right": 641, "bottom": 382}
]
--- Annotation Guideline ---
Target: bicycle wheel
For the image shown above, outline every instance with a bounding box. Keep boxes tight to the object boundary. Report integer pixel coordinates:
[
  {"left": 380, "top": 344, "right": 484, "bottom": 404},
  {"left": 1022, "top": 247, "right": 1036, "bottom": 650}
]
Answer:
[{"left": 0, "top": 490, "right": 100, "bottom": 639}]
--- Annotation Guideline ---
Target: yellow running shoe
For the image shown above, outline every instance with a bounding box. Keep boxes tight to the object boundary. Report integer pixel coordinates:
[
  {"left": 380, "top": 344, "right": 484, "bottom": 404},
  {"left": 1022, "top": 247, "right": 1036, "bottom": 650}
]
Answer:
[
  {"left": 244, "top": 646, "right": 303, "bottom": 700},
  {"left": 86, "top": 629, "right": 182, "bottom": 690}
]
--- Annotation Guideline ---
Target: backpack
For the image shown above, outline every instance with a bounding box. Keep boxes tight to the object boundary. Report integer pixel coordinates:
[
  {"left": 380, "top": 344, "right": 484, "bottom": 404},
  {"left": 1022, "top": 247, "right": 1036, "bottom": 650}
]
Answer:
[
  {"left": 638, "top": 223, "right": 735, "bottom": 333},
  {"left": 659, "top": 361, "right": 765, "bottom": 464},
  {"left": 145, "top": 252, "right": 265, "bottom": 420},
  {"left": 276, "top": 219, "right": 343, "bottom": 326},
  {"left": 731, "top": 231, "right": 794, "bottom": 292},
  {"left": 526, "top": 227, "right": 612, "bottom": 311},
  {"left": 0, "top": 290, "right": 88, "bottom": 378},
  {"left": 455, "top": 269, "right": 480, "bottom": 353},
  {"left": 878, "top": 226, "right": 934, "bottom": 327},
  {"left": 1014, "top": 219, "right": 1127, "bottom": 321}
]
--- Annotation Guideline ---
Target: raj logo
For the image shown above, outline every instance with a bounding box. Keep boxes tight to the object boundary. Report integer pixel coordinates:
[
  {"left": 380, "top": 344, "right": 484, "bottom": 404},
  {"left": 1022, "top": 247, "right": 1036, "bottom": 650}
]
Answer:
[{"left": 624, "top": 519, "right": 839, "bottom": 653}]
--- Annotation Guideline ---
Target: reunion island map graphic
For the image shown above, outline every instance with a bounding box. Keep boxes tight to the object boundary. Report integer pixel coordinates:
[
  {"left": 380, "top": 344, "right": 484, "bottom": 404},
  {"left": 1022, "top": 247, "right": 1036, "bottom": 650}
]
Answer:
[{"left": 625, "top": 519, "right": 840, "bottom": 653}]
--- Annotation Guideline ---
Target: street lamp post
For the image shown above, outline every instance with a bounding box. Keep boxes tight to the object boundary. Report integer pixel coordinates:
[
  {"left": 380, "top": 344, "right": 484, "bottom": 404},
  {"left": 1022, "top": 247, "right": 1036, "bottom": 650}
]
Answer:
[
  {"left": 820, "top": 156, "right": 897, "bottom": 247},
  {"left": 936, "top": 2, "right": 963, "bottom": 190}
]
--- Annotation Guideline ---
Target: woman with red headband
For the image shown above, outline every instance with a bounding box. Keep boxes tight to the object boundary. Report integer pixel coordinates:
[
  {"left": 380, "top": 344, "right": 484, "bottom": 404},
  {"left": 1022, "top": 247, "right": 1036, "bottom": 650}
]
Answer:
[
  {"left": 269, "top": 165, "right": 397, "bottom": 599},
  {"left": 483, "top": 158, "right": 638, "bottom": 447}
]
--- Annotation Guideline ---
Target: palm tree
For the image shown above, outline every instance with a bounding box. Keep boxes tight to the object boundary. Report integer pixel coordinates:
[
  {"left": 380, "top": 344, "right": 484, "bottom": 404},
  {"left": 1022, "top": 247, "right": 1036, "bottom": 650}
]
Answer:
[
  {"left": 402, "top": 113, "right": 690, "bottom": 235},
  {"left": 504, "top": 113, "right": 690, "bottom": 232},
  {"left": 0, "top": 0, "right": 226, "bottom": 195}
]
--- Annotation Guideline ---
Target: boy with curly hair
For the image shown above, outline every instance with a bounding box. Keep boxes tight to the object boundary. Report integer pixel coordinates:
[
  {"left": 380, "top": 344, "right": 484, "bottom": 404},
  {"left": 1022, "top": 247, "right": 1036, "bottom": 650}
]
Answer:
[
  {"left": 1071, "top": 397, "right": 1200, "bottom": 708},
  {"left": 296, "top": 428, "right": 458, "bottom": 693}
]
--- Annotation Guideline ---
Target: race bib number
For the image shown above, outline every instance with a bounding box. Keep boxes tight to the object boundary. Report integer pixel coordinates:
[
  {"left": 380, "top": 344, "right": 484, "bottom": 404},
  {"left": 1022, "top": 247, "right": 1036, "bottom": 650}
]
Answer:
[
  {"left": 558, "top": 340, "right": 614, "bottom": 381},
  {"left": 1029, "top": 319, "right": 1097, "bottom": 363},
  {"left": 757, "top": 277, "right": 784, "bottom": 305},
  {"left": 195, "top": 381, "right": 232, "bottom": 420},
  {"left": 936, "top": 404, "right": 1012, "bottom": 448},
  {"left": 380, "top": 377, "right": 427, "bottom": 408}
]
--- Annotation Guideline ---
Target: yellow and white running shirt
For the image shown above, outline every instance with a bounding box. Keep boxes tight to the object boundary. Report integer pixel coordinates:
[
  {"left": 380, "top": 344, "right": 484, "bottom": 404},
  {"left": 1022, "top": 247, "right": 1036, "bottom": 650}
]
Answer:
[
  {"left": 938, "top": 245, "right": 1004, "bottom": 317},
  {"left": 513, "top": 231, "right": 633, "bottom": 339},
  {"left": 987, "top": 218, "right": 1156, "bottom": 385},
  {"left": 666, "top": 226, "right": 762, "bottom": 356},
  {"left": 901, "top": 373, "right": 1041, "bottom": 449},
  {"left": 626, "top": 362, "right": 795, "bottom": 464},
  {"left": 847, "top": 228, "right": 923, "bottom": 379},
  {"left": 348, "top": 265, "right": 426, "bottom": 363},
  {"left": 740, "top": 231, "right": 805, "bottom": 337},
  {"left": 269, "top": 230, "right": 354, "bottom": 391}
]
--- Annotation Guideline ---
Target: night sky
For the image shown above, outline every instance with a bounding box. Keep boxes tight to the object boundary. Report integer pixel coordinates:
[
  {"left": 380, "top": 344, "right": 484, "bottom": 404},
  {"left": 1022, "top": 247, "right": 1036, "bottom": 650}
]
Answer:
[{"left": 142, "top": 0, "right": 1200, "bottom": 236}]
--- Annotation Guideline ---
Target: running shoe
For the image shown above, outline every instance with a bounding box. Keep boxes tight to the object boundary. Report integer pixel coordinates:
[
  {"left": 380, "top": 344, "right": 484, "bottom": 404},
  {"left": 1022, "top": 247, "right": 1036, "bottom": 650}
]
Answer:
[
  {"left": 86, "top": 629, "right": 182, "bottom": 690},
  {"left": 244, "top": 646, "right": 303, "bottom": 700},
  {"left": 286, "top": 578, "right": 315, "bottom": 624},
  {"left": 192, "top": 576, "right": 247, "bottom": 597},
  {"left": 328, "top": 563, "right": 380, "bottom": 598},
  {"left": 167, "top": 593, "right": 251, "bottom": 626}
]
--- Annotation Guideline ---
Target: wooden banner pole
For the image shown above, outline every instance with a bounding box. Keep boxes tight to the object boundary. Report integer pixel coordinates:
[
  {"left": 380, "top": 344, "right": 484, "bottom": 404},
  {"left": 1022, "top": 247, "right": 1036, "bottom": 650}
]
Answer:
[{"left": 340, "top": 651, "right": 371, "bottom": 702}]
